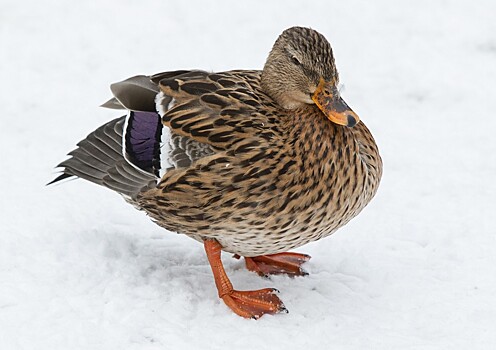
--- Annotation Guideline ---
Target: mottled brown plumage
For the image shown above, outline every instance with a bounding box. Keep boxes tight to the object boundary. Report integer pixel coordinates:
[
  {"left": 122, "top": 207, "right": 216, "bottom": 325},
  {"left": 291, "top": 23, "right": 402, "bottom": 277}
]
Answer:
[
  {"left": 51, "top": 26, "right": 382, "bottom": 318},
  {"left": 141, "top": 69, "right": 381, "bottom": 256}
]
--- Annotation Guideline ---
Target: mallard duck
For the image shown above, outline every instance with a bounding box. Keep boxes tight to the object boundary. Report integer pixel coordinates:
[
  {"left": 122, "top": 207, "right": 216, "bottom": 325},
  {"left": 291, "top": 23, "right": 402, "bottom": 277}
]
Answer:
[{"left": 50, "top": 26, "right": 382, "bottom": 319}]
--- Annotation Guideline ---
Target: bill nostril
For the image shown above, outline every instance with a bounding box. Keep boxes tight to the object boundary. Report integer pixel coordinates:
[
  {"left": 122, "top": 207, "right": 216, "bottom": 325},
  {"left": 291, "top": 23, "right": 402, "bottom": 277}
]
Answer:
[{"left": 347, "top": 115, "right": 357, "bottom": 127}]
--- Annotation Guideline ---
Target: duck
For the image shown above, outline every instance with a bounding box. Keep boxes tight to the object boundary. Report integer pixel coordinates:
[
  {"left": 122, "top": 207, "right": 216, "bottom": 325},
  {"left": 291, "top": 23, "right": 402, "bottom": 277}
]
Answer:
[{"left": 50, "top": 26, "right": 382, "bottom": 319}]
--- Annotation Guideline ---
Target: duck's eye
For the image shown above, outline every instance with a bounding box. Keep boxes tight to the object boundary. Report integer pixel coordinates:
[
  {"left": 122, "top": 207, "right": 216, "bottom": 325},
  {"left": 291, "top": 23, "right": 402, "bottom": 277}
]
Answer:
[{"left": 291, "top": 56, "right": 302, "bottom": 66}]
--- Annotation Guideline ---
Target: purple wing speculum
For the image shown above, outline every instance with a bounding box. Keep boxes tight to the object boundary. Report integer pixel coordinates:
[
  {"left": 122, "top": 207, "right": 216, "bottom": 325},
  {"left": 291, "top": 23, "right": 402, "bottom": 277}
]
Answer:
[{"left": 124, "top": 111, "right": 162, "bottom": 177}]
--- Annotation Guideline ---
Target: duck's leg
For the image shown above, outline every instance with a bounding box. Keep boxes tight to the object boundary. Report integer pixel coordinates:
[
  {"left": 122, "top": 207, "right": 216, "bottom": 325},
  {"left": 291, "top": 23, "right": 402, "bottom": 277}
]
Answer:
[
  {"left": 204, "top": 239, "right": 287, "bottom": 319},
  {"left": 234, "top": 252, "right": 311, "bottom": 277}
]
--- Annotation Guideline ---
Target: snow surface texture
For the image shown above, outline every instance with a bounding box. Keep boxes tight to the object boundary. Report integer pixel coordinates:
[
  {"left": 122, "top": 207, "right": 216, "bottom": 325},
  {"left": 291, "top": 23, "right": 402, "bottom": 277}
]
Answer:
[{"left": 1, "top": 0, "right": 495, "bottom": 349}]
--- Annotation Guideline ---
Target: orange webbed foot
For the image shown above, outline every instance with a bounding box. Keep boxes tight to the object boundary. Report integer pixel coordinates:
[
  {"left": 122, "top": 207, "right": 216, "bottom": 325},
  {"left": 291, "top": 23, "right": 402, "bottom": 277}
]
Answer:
[
  {"left": 204, "top": 239, "right": 288, "bottom": 319},
  {"left": 236, "top": 252, "right": 311, "bottom": 277},
  {"left": 222, "top": 288, "right": 287, "bottom": 319}
]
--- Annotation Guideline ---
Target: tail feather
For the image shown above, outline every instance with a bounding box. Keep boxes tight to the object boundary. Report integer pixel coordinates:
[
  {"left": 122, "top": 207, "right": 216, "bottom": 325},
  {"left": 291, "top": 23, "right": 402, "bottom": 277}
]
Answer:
[
  {"left": 90, "top": 121, "right": 123, "bottom": 154},
  {"left": 103, "top": 162, "right": 154, "bottom": 195},
  {"left": 77, "top": 133, "right": 121, "bottom": 167},
  {"left": 54, "top": 117, "right": 125, "bottom": 184},
  {"left": 57, "top": 157, "right": 106, "bottom": 182},
  {"left": 50, "top": 115, "right": 159, "bottom": 200},
  {"left": 47, "top": 173, "right": 72, "bottom": 185},
  {"left": 107, "top": 162, "right": 150, "bottom": 188}
]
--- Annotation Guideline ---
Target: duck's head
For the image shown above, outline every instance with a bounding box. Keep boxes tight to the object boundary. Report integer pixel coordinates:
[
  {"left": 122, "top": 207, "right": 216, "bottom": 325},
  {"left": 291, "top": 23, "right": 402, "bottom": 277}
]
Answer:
[{"left": 261, "top": 26, "right": 359, "bottom": 127}]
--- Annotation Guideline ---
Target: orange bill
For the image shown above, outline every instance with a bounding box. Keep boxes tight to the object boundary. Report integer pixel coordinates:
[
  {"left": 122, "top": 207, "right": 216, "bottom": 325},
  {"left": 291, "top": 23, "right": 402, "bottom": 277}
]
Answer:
[{"left": 311, "top": 78, "right": 360, "bottom": 127}]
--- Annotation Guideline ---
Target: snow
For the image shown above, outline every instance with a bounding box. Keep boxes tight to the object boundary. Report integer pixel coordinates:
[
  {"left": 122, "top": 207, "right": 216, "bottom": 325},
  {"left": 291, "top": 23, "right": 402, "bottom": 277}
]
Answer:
[{"left": 1, "top": 0, "right": 496, "bottom": 349}]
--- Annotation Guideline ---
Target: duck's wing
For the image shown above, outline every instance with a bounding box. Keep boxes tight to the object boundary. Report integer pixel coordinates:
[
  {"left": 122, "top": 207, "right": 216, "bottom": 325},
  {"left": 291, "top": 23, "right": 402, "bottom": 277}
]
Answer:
[
  {"left": 50, "top": 70, "right": 276, "bottom": 201},
  {"left": 152, "top": 69, "right": 276, "bottom": 152}
]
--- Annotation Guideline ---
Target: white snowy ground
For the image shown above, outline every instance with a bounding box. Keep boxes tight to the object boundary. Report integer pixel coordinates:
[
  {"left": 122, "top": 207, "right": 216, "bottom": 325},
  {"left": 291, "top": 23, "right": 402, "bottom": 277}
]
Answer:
[{"left": 1, "top": 0, "right": 495, "bottom": 349}]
